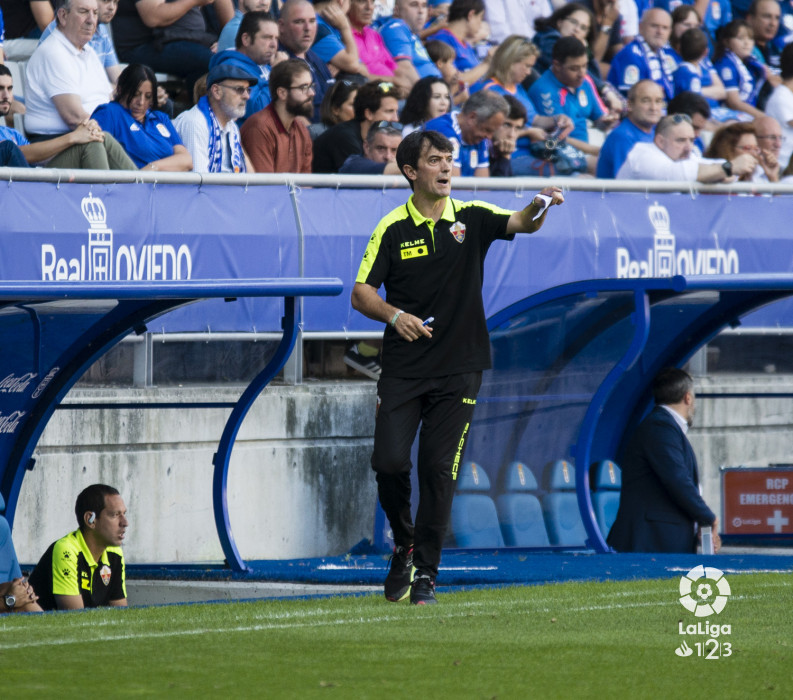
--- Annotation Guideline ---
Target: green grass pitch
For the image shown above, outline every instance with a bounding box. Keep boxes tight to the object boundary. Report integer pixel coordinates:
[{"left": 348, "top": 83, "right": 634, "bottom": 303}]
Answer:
[{"left": 1, "top": 573, "right": 791, "bottom": 698}]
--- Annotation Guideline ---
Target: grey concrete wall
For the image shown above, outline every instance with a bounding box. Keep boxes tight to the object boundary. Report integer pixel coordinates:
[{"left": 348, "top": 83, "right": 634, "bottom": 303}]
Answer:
[
  {"left": 13, "top": 382, "right": 379, "bottom": 564},
  {"left": 691, "top": 375, "right": 793, "bottom": 523},
  {"left": 12, "top": 375, "right": 791, "bottom": 564}
]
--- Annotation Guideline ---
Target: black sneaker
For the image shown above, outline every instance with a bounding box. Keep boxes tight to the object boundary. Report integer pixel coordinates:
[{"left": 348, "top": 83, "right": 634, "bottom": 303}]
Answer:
[
  {"left": 344, "top": 344, "right": 382, "bottom": 380},
  {"left": 384, "top": 546, "right": 414, "bottom": 602},
  {"left": 410, "top": 574, "right": 437, "bottom": 605}
]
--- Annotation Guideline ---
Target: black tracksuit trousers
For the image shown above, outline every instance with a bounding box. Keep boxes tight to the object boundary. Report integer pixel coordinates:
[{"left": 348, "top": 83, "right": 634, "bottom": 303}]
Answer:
[{"left": 371, "top": 371, "right": 482, "bottom": 580}]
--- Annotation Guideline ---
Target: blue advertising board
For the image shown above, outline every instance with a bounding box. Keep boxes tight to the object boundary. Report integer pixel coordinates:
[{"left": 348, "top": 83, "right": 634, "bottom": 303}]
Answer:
[{"left": 2, "top": 181, "right": 791, "bottom": 331}]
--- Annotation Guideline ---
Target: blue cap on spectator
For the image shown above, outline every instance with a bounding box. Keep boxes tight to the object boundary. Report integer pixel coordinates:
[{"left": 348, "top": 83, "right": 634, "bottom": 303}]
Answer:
[{"left": 206, "top": 63, "right": 259, "bottom": 88}]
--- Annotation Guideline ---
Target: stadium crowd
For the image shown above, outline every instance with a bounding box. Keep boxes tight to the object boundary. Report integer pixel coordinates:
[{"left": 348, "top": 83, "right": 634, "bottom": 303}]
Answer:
[{"left": 1, "top": 0, "right": 793, "bottom": 180}]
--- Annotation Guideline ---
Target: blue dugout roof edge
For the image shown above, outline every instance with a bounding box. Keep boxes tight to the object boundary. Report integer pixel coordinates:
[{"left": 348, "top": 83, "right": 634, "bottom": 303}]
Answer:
[
  {"left": 0, "top": 278, "right": 342, "bottom": 573},
  {"left": 485, "top": 274, "right": 793, "bottom": 553}
]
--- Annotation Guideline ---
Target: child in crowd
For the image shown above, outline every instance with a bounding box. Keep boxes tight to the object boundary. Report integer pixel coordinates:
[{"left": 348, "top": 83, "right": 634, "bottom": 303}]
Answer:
[
  {"left": 674, "top": 27, "right": 741, "bottom": 123},
  {"left": 713, "top": 20, "right": 769, "bottom": 120},
  {"left": 426, "top": 39, "right": 469, "bottom": 104}
]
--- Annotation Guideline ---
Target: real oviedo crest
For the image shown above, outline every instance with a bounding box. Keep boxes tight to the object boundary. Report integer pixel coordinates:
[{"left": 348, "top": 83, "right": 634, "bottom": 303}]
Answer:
[{"left": 450, "top": 221, "right": 466, "bottom": 243}]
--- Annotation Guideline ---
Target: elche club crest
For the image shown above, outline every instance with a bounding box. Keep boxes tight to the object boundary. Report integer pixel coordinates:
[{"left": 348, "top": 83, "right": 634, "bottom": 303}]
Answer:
[
  {"left": 100, "top": 565, "right": 112, "bottom": 586},
  {"left": 450, "top": 221, "right": 466, "bottom": 243}
]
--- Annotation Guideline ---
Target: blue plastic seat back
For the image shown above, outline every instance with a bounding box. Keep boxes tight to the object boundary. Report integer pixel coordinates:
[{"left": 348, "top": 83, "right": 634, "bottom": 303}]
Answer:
[
  {"left": 593, "top": 491, "right": 620, "bottom": 536},
  {"left": 544, "top": 459, "right": 576, "bottom": 490},
  {"left": 501, "top": 461, "right": 539, "bottom": 491},
  {"left": 0, "top": 491, "right": 5, "bottom": 512},
  {"left": 451, "top": 462, "right": 504, "bottom": 547},
  {"left": 456, "top": 461, "right": 491, "bottom": 490},
  {"left": 541, "top": 460, "right": 586, "bottom": 546},
  {"left": 497, "top": 493, "right": 550, "bottom": 547},
  {"left": 591, "top": 460, "right": 621, "bottom": 490}
]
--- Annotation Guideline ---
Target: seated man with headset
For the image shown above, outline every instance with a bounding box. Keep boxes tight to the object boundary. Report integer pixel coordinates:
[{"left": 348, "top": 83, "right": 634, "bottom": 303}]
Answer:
[{"left": 29, "top": 484, "right": 128, "bottom": 611}]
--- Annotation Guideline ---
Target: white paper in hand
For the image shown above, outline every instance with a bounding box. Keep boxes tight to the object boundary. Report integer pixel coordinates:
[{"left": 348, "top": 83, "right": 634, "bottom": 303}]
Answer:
[{"left": 532, "top": 193, "right": 553, "bottom": 221}]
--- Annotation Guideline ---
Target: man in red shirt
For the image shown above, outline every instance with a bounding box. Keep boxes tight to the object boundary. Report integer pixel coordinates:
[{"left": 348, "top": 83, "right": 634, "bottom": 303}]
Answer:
[{"left": 241, "top": 58, "right": 313, "bottom": 172}]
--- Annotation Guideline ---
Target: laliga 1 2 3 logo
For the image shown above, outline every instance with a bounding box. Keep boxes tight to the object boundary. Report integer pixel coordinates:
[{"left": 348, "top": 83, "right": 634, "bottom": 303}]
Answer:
[
  {"left": 675, "top": 566, "right": 733, "bottom": 659},
  {"left": 679, "top": 565, "right": 731, "bottom": 616}
]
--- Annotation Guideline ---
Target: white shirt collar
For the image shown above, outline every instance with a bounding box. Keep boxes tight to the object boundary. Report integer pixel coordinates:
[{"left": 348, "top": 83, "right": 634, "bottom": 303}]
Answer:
[{"left": 661, "top": 404, "right": 689, "bottom": 434}]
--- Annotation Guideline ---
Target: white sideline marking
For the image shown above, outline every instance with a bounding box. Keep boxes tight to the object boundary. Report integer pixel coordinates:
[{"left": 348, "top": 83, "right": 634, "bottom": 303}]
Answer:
[
  {"left": 3, "top": 587, "right": 788, "bottom": 650},
  {"left": 2, "top": 579, "right": 789, "bottom": 649}
]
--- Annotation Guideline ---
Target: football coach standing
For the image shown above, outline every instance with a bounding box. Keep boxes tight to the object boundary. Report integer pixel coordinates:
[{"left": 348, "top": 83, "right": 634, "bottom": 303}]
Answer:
[{"left": 351, "top": 129, "right": 564, "bottom": 605}]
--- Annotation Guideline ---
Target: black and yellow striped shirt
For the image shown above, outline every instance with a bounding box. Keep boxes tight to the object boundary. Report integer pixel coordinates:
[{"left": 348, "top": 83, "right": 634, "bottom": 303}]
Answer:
[{"left": 356, "top": 195, "right": 513, "bottom": 378}]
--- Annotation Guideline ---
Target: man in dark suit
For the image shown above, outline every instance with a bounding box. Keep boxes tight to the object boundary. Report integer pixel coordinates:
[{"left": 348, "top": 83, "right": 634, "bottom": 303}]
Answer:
[{"left": 607, "top": 367, "right": 721, "bottom": 553}]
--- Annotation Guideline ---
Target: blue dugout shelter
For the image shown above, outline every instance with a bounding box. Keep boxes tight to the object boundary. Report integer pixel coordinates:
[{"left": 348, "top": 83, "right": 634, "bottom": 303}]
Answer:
[
  {"left": 0, "top": 279, "right": 342, "bottom": 573},
  {"left": 456, "top": 274, "right": 793, "bottom": 554}
]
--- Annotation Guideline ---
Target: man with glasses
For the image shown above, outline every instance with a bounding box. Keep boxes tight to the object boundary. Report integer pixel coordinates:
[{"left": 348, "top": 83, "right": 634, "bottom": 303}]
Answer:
[
  {"left": 313, "top": 78, "right": 400, "bottom": 172},
  {"left": 596, "top": 79, "right": 665, "bottom": 178},
  {"left": 174, "top": 63, "right": 257, "bottom": 172},
  {"left": 209, "top": 11, "right": 286, "bottom": 123},
  {"left": 617, "top": 112, "right": 756, "bottom": 181},
  {"left": 278, "top": 0, "right": 333, "bottom": 121},
  {"left": 242, "top": 58, "right": 313, "bottom": 172}
]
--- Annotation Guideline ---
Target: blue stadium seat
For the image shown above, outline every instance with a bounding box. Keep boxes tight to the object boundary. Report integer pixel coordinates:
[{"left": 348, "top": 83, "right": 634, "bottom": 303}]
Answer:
[
  {"left": 541, "top": 460, "right": 587, "bottom": 547},
  {"left": 590, "top": 460, "right": 622, "bottom": 537},
  {"left": 496, "top": 461, "right": 550, "bottom": 547},
  {"left": 450, "top": 462, "right": 504, "bottom": 547}
]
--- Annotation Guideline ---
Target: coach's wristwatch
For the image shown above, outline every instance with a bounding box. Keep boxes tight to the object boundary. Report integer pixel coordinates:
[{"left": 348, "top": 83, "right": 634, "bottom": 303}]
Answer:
[{"left": 4, "top": 594, "right": 15, "bottom": 611}]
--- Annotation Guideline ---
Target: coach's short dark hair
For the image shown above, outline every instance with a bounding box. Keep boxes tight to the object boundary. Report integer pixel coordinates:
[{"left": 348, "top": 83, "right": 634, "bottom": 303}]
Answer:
[
  {"left": 552, "top": 36, "right": 587, "bottom": 64},
  {"left": 75, "top": 484, "right": 120, "bottom": 531},
  {"left": 653, "top": 367, "right": 693, "bottom": 406},
  {"left": 0, "top": 65, "right": 11, "bottom": 80},
  {"left": 396, "top": 130, "right": 453, "bottom": 190}
]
